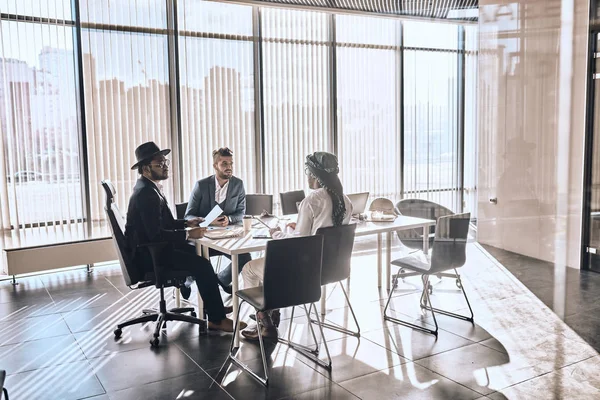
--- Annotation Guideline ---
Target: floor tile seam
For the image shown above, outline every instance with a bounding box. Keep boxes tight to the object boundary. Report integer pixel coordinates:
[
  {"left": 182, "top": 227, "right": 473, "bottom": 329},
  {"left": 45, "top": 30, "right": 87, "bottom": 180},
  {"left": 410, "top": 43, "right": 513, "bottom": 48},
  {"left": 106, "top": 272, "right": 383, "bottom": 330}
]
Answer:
[
  {"left": 291, "top": 340, "right": 408, "bottom": 384},
  {"left": 6, "top": 357, "right": 108, "bottom": 398},
  {"left": 205, "top": 360, "right": 335, "bottom": 400},
  {"left": 361, "top": 330, "right": 478, "bottom": 363},
  {"left": 4, "top": 350, "right": 90, "bottom": 377},
  {"left": 104, "top": 370, "right": 230, "bottom": 399},
  {"left": 273, "top": 381, "right": 362, "bottom": 400},
  {"left": 102, "top": 275, "right": 131, "bottom": 300},
  {"left": 405, "top": 361, "right": 497, "bottom": 397},
  {"left": 172, "top": 339, "right": 236, "bottom": 399},
  {"left": 0, "top": 329, "right": 71, "bottom": 348},
  {"left": 333, "top": 361, "right": 483, "bottom": 397}
]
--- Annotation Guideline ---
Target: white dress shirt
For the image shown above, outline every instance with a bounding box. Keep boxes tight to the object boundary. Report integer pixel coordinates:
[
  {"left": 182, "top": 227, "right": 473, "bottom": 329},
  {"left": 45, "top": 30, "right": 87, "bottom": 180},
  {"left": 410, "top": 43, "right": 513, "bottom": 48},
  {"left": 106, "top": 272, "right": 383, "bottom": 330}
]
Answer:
[
  {"left": 273, "top": 188, "right": 353, "bottom": 239},
  {"left": 215, "top": 176, "right": 229, "bottom": 204}
]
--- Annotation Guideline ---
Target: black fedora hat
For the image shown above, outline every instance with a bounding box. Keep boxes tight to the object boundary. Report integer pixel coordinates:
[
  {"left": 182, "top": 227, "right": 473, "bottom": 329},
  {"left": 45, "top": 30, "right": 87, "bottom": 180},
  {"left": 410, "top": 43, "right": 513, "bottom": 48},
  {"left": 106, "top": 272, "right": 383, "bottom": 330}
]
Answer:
[{"left": 131, "top": 141, "right": 171, "bottom": 170}]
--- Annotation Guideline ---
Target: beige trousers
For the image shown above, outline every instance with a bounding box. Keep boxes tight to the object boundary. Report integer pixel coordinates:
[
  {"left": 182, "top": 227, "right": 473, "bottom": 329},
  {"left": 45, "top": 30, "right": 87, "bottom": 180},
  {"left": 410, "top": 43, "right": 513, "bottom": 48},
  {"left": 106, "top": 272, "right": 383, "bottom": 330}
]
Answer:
[{"left": 241, "top": 257, "right": 265, "bottom": 289}]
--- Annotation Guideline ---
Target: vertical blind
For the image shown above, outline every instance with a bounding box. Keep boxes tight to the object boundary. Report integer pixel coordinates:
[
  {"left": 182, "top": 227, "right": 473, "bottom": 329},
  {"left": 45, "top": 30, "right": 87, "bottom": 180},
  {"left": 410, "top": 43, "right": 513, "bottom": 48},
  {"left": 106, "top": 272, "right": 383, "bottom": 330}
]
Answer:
[
  {"left": 178, "top": 1, "right": 257, "bottom": 198},
  {"left": 261, "top": 8, "right": 331, "bottom": 204},
  {"left": 81, "top": 0, "right": 173, "bottom": 224},
  {"left": 336, "top": 15, "right": 400, "bottom": 201},
  {"left": 0, "top": 3, "right": 84, "bottom": 247}
]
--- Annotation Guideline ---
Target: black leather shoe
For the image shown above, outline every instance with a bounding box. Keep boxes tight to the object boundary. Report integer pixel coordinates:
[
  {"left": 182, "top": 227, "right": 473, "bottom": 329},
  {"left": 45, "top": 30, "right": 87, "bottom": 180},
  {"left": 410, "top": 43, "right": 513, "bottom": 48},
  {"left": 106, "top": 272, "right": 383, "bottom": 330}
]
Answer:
[{"left": 179, "top": 285, "right": 191, "bottom": 300}]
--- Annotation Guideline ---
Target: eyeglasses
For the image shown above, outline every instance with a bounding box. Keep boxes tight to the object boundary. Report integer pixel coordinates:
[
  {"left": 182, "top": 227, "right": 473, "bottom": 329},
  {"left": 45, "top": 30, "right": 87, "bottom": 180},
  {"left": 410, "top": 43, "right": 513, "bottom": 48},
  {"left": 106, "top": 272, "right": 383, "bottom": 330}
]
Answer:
[
  {"left": 150, "top": 159, "right": 170, "bottom": 169},
  {"left": 220, "top": 161, "right": 234, "bottom": 168}
]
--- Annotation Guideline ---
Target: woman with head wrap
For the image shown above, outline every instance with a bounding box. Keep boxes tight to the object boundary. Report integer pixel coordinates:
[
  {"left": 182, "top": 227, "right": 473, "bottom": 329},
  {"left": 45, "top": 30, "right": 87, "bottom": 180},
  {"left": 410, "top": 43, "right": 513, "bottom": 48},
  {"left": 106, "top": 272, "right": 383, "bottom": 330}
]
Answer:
[{"left": 240, "top": 152, "right": 353, "bottom": 341}]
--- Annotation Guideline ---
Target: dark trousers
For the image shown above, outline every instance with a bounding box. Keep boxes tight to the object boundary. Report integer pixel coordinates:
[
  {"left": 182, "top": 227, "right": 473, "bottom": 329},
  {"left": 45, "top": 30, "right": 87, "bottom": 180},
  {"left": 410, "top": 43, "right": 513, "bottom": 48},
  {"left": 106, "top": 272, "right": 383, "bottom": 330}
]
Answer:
[
  {"left": 210, "top": 249, "right": 252, "bottom": 286},
  {"left": 149, "top": 244, "right": 226, "bottom": 323}
]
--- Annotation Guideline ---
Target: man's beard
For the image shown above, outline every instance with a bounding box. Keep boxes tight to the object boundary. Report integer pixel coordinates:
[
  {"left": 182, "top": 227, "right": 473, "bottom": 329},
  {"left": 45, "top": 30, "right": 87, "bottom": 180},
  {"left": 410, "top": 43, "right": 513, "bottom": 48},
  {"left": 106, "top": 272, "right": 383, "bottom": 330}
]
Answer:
[
  {"left": 218, "top": 171, "right": 232, "bottom": 180},
  {"left": 150, "top": 169, "right": 167, "bottom": 181}
]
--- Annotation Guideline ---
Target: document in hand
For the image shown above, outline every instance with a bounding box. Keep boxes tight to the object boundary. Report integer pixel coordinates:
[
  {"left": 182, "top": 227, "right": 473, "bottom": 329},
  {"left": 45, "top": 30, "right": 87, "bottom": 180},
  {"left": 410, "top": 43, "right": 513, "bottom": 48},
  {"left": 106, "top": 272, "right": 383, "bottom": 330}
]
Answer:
[{"left": 200, "top": 204, "right": 224, "bottom": 228}]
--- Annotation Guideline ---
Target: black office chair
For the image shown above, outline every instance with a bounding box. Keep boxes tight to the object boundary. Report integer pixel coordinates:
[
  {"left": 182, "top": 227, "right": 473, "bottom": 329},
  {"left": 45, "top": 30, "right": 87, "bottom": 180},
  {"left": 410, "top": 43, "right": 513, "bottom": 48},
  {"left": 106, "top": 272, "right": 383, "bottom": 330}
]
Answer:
[
  {"left": 245, "top": 194, "right": 273, "bottom": 216},
  {"left": 279, "top": 190, "right": 305, "bottom": 215},
  {"left": 175, "top": 202, "right": 188, "bottom": 220},
  {"left": 224, "top": 235, "right": 330, "bottom": 386},
  {"left": 0, "top": 370, "right": 9, "bottom": 400},
  {"left": 309, "top": 224, "right": 360, "bottom": 337},
  {"left": 383, "top": 213, "right": 473, "bottom": 336},
  {"left": 101, "top": 180, "right": 205, "bottom": 347},
  {"left": 394, "top": 198, "right": 458, "bottom": 283}
]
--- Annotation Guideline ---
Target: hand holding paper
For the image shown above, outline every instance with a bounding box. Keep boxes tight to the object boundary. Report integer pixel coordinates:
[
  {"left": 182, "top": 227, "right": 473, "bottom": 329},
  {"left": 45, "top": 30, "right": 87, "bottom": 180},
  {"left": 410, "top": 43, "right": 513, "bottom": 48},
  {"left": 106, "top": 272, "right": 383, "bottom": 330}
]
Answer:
[{"left": 200, "top": 205, "right": 224, "bottom": 228}]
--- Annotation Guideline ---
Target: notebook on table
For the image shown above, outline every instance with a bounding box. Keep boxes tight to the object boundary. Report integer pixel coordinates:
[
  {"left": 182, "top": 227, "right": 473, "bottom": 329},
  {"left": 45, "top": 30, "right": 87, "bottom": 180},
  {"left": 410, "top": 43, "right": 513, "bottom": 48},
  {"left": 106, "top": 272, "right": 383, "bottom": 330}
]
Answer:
[{"left": 204, "top": 227, "right": 245, "bottom": 240}]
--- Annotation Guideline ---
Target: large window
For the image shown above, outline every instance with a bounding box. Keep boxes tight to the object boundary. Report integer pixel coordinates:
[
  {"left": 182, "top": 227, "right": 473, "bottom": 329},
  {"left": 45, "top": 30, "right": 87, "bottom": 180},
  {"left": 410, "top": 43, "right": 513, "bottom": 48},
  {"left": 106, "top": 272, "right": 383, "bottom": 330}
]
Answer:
[
  {"left": 178, "top": 1, "right": 256, "bottom": 197},
  {"left": 261, "top": 8, "right": 331, "bottom": 200},
  {"left": 0, "top": 11, "right": 83, "bottom": 233},
  {"left": 0, "top": 0, "right": 478, "bottom": 256},
  {"left": 81, "top": 0, "right": 172, "bottom": 224},
  {"left": 336, "top": 15, "right": 400, "bottom": 200},
  {"left": 403, "top": 21, "right": 461, "bottom": 211}
]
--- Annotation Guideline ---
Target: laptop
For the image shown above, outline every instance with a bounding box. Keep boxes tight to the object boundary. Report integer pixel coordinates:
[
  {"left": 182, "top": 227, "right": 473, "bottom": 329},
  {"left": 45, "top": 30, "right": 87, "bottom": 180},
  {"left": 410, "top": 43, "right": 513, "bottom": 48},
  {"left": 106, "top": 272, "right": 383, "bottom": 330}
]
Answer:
[{"left": 347, "top": 192, "right": 369, "bottom": 216}]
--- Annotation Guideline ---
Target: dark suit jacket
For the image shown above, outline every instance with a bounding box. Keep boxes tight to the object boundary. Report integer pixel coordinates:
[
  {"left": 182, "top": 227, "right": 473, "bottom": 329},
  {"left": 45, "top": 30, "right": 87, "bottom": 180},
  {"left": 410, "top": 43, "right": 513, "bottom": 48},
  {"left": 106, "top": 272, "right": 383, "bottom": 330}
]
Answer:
[
  {"left": 125, "top": 177, "right": 186, "bottom": 265},
  {"left": 184, "top": 175, "right": 246, "bottom": 224}
]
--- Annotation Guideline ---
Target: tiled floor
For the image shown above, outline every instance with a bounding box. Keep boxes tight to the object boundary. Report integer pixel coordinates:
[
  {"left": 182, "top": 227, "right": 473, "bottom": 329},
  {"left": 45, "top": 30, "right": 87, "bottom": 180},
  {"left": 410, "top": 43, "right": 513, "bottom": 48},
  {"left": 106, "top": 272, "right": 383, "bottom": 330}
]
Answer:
[{"left": 1, "top": 239, "right": 600, "bottom": 399}]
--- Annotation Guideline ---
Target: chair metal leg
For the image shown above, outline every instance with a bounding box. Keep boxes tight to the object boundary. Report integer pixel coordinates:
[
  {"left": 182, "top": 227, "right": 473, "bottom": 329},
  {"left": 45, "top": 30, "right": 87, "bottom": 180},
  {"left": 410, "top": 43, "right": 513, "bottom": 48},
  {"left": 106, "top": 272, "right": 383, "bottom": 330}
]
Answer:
[
  {"left": 226, "top": 301, "right": 269, "bottom": 386},
  {"left": 278, "top": 305, "right": 331, "bottom": 370},
  {"left": 419, "top": 269, "right": 474, "bottom": 322},
  {"left": 384, "top": 274, "right": 439, "bottom": 336},
  {"left": 279, "top": 304, "right": 320, "bottom": 357},
  {"left": 311, "top": 282, "right": 361, "bottom": 338}
]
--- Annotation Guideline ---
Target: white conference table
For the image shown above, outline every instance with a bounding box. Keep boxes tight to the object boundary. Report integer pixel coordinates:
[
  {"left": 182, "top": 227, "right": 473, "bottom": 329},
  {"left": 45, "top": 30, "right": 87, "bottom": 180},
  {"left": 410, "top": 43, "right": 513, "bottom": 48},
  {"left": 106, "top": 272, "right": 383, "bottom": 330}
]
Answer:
[{"left": 195, "top": 215, "right": 435, "bottom": 347}]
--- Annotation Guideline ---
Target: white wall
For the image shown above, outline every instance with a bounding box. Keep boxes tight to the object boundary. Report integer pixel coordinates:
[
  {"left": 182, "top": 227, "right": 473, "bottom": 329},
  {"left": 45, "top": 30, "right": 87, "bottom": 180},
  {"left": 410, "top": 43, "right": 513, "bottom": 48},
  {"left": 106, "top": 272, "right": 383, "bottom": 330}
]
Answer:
[{"left": 477, "top": 0, "right": 589, "bottom": 268}]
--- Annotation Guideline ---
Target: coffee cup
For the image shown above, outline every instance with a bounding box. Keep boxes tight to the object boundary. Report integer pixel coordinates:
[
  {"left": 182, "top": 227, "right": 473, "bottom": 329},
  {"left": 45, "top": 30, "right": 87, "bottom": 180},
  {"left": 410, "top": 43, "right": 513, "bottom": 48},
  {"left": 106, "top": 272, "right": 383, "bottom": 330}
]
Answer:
[{"left": 242, "top": 215, "right": 253, "bottom": 231}]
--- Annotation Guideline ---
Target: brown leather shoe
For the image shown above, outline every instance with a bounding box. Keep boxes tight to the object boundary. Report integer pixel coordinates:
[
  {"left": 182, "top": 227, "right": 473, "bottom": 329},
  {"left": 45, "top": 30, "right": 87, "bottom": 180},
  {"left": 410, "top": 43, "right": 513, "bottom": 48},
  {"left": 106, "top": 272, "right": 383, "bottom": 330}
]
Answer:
[
  {"left": 241, "top": 325, "right": 278, "bottom": 341},
  {"left": 208, "top": 318, "right": 247, "bottom": 332}
]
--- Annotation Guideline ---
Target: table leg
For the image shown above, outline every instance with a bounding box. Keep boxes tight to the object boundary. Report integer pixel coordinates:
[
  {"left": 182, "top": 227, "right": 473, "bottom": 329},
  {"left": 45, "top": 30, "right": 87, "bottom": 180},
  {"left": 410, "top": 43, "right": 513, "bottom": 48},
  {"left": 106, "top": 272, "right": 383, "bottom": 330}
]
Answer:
[
  {"left": 386, "top": 231, "right": 392, "bottom": 291},
  {"left": 232, "top": 254, "right": 240, "bottom": 348},
  {"left": 193, "top": 245, "right": 208, "bottom": 320},
  {"left": 321, "top": 286, "right": 326, "bottom": 316},
  {"left": 377, "top": 233, "right": 382, "bottom": 288},
  {"left": 423, "top": 225, "right": 430, "bottom": 254}
]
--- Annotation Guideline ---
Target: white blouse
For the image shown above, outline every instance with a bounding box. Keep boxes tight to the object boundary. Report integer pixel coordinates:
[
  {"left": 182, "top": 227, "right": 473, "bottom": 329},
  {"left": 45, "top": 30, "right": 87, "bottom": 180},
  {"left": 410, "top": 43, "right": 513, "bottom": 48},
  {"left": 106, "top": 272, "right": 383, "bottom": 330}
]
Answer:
[{"left": 273, "top": 188, "right": 353, "bottom": 239}]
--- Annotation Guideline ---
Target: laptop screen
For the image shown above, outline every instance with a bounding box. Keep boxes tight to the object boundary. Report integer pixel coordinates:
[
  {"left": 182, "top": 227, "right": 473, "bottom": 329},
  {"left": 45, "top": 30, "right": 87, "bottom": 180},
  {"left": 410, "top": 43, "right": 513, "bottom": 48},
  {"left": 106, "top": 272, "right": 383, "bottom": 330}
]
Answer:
[{"left": 347, "top": 192, "right": 369, "bottom": 215}]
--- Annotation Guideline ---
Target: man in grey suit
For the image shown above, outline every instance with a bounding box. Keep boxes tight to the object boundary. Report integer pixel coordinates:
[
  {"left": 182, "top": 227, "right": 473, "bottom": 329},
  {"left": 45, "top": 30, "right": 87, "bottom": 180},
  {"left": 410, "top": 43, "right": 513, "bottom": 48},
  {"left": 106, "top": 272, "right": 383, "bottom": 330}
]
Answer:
[{"left": 184, "top": 147, "right": 252, "bottom": 294}]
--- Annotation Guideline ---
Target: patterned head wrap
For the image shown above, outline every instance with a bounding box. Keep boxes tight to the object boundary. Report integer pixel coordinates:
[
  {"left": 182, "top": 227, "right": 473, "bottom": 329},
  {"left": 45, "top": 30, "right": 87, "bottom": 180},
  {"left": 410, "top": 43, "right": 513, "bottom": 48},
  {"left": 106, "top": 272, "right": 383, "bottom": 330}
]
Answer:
[{"left": 305, "top": 152, "right": 346, "bottom": 226}]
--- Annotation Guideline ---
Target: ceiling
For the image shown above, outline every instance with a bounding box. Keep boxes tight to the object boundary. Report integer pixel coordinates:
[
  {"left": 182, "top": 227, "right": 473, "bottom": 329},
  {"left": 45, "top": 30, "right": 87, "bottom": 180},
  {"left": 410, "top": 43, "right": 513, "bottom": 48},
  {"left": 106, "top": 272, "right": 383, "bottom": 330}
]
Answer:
[{"left": 231, "top": 0, "right": 479, "bottom": 21}]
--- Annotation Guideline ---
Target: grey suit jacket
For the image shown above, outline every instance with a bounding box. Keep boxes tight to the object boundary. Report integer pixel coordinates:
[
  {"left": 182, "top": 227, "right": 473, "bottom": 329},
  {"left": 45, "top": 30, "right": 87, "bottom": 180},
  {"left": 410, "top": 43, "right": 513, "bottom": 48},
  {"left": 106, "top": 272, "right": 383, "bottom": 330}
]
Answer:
[{"left": 184, "top": 175, "right": 246, "bottom": 224}]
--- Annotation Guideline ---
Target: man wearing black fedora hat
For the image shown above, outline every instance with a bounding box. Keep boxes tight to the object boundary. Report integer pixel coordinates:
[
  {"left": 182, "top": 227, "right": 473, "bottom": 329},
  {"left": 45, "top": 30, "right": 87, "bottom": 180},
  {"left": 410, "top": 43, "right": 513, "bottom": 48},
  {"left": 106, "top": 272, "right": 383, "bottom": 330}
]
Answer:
[{"left": 125, "top": 141, "right": 245, "bottom": 333}]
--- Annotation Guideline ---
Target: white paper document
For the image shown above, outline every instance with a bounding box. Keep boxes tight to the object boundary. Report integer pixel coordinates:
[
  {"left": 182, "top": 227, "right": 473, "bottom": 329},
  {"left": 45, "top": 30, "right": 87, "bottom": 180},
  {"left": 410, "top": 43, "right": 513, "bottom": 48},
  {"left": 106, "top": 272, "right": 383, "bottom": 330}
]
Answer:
[{"left": 200, "top": 205, "right": 223, "bottom": 228}]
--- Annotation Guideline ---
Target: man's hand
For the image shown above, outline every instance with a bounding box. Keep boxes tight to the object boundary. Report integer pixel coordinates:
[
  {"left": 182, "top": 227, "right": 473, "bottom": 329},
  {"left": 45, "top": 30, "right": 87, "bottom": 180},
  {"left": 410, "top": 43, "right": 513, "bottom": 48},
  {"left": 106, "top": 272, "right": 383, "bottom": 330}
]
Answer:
[
  {"left": 211, "top": 215, "right": 229, "bottom": 227},
  {"left": 187, "top": 227, "right": 207, "bottom": 239},
  {"left": 186, "top": 217, "right": 205, "bottom": 228}
]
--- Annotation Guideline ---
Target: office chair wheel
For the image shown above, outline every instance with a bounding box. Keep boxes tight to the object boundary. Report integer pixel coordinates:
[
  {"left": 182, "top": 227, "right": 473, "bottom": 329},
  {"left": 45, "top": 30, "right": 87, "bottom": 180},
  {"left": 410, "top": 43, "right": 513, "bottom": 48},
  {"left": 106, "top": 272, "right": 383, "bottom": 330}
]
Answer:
[
  {"left": 113, "top": 328, "right": 122, "bottom": 338},
  {"left": 150, "top": 337, "right": 160, "bottom": 347},
  {"left": 191, "top": 311, "right": 197, "bottom": 318}
]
